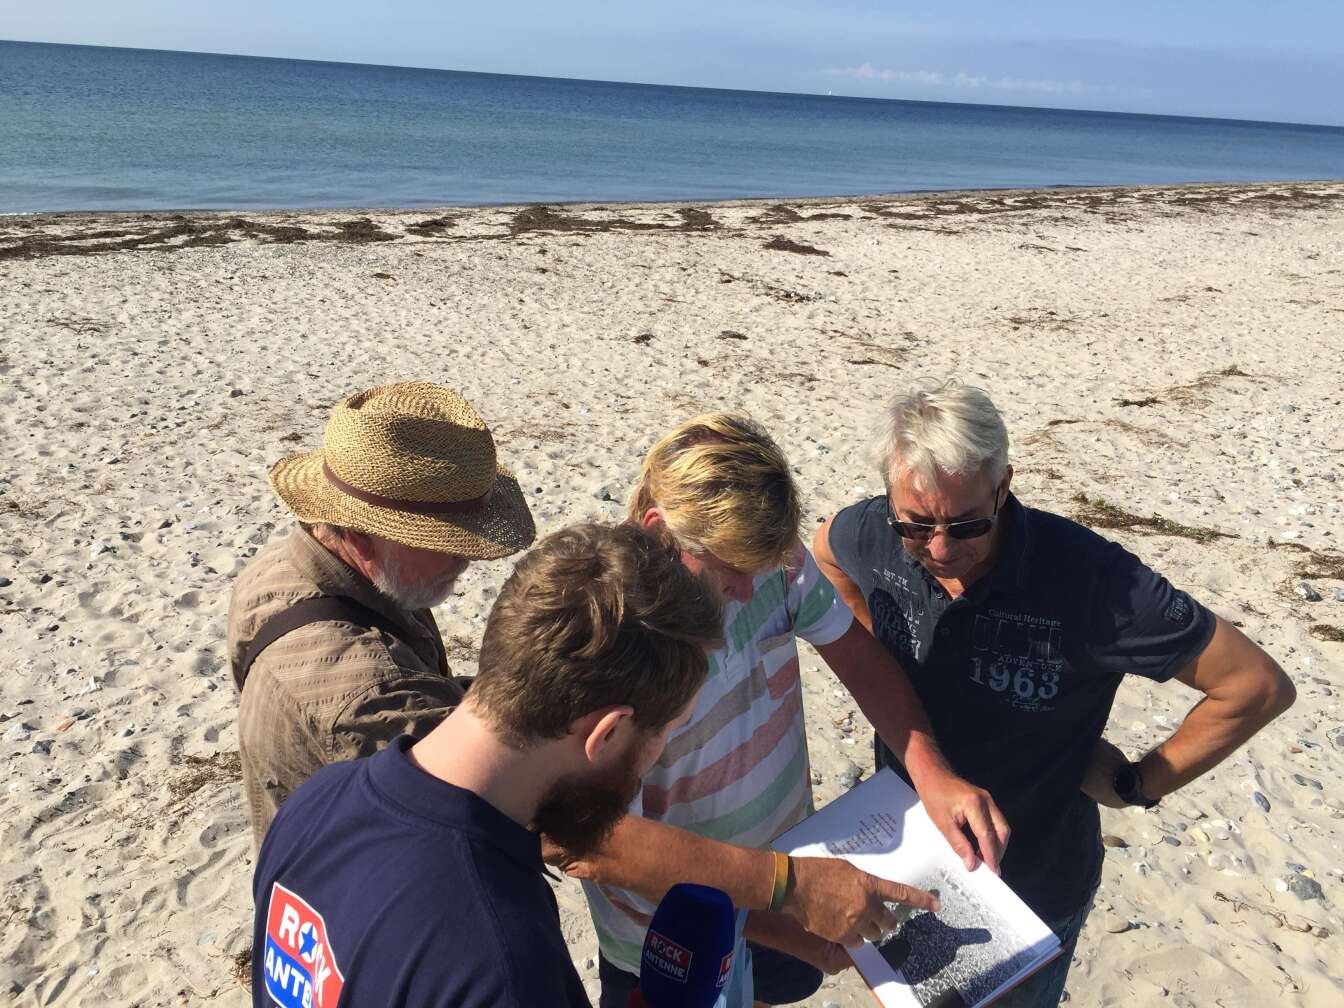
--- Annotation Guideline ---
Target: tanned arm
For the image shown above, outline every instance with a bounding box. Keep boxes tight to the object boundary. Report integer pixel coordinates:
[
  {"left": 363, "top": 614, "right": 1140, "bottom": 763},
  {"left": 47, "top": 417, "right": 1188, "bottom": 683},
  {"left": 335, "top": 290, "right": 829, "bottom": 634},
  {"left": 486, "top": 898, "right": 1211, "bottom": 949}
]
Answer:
[
  {"left": 1083, "top": 615, "right": 1295, "bottom": 806},
  {"left": 547, "top": 814, "right": 937, "bottom": 948}
]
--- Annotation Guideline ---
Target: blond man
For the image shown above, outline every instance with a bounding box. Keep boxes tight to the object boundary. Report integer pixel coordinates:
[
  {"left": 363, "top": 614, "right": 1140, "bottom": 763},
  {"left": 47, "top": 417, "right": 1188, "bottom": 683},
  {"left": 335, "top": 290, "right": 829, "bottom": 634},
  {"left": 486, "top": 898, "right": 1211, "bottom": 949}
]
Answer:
[{"left": 562, "top": 415, "right": 1005, "bottom": 1008}]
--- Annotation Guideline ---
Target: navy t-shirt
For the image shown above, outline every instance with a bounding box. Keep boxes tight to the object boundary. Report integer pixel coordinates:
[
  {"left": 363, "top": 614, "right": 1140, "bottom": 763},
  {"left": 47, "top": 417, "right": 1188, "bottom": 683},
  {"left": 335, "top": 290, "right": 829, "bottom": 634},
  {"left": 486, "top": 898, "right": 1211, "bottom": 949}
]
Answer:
[
  {"left": 828, "top": 494, "right": 1215, "bottom": 921},
  {"left": 251, "top": 736, "right": 591, "bottom": 1008}
]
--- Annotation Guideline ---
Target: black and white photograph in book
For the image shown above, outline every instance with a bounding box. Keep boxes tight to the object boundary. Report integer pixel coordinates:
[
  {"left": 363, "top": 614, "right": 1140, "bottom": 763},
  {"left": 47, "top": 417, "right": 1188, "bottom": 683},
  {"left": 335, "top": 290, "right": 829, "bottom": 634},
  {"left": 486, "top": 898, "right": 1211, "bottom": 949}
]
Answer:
[{"left": 874, "top": 869, "right": 1043, "bottom": 1008}]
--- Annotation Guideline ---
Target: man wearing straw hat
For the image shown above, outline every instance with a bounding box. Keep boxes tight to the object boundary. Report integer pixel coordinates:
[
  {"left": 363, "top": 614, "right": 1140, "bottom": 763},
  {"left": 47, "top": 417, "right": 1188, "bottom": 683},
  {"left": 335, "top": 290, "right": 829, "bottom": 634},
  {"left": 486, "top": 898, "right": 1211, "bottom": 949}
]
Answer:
[{"left": 228, "top": 382, "right": 536, "bottom": 845}]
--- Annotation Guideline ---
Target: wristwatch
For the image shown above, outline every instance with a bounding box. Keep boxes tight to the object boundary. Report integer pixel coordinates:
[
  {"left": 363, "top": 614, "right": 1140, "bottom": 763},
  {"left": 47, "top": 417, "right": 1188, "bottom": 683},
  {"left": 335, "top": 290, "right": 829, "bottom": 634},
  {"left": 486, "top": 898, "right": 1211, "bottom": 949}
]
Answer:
[{"left": 1112, "top": 761, "right": 1159, "bottom": 809}]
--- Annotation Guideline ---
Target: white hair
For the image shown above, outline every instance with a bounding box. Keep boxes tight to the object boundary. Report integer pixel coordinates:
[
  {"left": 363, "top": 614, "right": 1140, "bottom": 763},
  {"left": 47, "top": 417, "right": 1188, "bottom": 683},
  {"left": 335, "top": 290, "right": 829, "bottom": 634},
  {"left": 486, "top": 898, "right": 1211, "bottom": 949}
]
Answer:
[{"left": 875, "top": 379, "right": 1009, "bottom": 490}]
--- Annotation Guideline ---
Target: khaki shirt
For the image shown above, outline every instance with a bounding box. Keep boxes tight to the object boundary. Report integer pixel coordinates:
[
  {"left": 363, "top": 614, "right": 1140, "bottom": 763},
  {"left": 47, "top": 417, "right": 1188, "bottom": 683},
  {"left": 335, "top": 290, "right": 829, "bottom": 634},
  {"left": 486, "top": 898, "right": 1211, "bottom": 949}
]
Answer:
[{"left": 228, "top": 525, "right": 464, "bottom": 846}]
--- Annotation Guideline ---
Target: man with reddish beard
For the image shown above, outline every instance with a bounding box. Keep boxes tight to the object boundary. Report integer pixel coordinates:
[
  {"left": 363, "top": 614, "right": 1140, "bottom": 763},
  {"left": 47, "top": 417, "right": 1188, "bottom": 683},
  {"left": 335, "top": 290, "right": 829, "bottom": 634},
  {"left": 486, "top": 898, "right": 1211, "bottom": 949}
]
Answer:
[{"left": 250, "top": 522, "right": 725, "bottom": 1008}]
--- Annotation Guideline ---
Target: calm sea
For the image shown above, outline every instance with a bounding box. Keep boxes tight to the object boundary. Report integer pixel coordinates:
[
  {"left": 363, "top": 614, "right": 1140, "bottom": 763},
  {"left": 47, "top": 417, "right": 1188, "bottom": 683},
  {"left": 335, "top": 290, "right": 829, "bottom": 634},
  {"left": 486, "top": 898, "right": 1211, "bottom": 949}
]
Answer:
[{"left": 3, "top": 40, "right": 1343, "bottom": 214}]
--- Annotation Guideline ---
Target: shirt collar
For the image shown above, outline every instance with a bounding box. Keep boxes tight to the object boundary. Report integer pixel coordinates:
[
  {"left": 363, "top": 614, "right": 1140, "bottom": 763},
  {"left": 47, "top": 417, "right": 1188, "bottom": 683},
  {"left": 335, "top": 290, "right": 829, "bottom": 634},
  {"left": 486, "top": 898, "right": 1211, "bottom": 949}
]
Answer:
[
  {"left": 967, "top": 493, "right": 1032, "bottom": 598},
  {"left": 368, "top": 736, "right": 545, "bottom": 876}
]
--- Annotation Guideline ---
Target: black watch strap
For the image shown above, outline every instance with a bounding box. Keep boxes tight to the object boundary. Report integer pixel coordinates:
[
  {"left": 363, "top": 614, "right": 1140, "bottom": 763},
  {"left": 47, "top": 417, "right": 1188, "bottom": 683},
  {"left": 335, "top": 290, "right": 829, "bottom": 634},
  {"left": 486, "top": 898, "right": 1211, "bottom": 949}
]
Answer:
[{"left": 1113, "top": 762, "right": 1159, "bottom": 809}]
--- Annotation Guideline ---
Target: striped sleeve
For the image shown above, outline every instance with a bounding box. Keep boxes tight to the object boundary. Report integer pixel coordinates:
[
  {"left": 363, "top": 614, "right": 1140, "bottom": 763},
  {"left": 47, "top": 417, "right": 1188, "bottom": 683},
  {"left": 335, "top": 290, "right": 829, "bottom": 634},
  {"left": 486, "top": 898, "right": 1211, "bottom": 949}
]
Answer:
[{"left": 790, "top": 547, "right": 853, "bottom": 646}]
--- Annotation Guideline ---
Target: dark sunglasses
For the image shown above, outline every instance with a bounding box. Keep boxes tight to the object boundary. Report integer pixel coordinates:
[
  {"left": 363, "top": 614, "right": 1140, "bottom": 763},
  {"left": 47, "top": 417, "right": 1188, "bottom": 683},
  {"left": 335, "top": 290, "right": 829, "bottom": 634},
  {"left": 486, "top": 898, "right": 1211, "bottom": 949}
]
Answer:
[{"left": 888, "top": 489, "right": 1002, "bottom": 541}]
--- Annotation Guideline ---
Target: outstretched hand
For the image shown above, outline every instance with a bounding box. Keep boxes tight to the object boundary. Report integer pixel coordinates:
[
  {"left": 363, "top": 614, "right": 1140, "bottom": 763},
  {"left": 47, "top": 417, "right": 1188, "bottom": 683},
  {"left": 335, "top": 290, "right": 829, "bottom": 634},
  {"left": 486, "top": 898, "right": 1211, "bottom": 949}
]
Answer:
[
  {"left": 917, "top": 771, "right": 1010, "bottom": 874},
  {"left": 783, "top": 856, "right": 940, "bottom": 948}
]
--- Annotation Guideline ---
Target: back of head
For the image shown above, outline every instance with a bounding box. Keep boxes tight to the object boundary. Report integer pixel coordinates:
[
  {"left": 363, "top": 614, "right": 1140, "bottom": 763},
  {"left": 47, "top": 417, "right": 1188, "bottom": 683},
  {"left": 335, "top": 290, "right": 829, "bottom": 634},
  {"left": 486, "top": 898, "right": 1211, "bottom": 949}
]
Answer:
[
  {"left": 470, "top": 523, "right": 725, "bottom": 746},
  {"left": 628, "top": 414, "right": 800, "bottom": 573},
  {"left": 876, "top": 378, "right": 1009, "bottom": 491}
]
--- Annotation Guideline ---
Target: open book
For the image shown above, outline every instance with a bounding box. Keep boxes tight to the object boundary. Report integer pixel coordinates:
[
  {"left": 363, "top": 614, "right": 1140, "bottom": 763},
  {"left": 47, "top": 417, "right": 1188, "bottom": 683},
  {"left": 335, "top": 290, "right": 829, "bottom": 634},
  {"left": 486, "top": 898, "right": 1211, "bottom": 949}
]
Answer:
[{"left": 773, "top": 769, "right": 1059, "bottom": 1008}]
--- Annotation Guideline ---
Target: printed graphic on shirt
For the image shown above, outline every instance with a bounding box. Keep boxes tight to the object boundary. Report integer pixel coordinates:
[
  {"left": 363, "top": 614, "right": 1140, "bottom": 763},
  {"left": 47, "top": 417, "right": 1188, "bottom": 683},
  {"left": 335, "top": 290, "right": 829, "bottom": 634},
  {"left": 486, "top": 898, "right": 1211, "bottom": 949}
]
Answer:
[
  {"left": 263, "top": 882, "right": 345, "bottom": 1008},
  {"left": 1164, "top": 591, "right": 1192, "bottom": 626},
  {"left": 867, "top": 574, "right": 926, "bottom": 664},
  {"left": 970, "top": 610, "right": 1064, "bottom": 712}
]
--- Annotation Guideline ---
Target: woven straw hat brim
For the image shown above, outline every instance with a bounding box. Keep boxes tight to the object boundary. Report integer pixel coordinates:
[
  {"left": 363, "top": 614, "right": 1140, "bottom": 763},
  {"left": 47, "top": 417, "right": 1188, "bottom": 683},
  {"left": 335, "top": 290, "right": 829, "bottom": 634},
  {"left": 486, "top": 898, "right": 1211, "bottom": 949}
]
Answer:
[{"left": 269, "top": 449, "right": 536, "bottom": 560}]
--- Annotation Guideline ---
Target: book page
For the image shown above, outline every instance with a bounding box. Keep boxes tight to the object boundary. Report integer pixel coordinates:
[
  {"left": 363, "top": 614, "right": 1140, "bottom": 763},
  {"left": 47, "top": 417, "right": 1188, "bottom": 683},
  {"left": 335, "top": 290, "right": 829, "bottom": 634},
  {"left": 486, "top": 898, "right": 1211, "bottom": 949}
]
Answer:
[{"left": 774, "top": 769, "right": 1060, "bottom": 1008}]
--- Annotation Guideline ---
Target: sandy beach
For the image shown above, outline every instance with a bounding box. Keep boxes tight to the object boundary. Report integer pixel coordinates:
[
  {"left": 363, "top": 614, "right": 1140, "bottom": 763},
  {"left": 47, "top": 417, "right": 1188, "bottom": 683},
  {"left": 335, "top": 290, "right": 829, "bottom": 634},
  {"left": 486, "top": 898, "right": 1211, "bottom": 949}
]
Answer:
[{"left": 2, "top": 181, "right": 1343, "bottom": 1007}]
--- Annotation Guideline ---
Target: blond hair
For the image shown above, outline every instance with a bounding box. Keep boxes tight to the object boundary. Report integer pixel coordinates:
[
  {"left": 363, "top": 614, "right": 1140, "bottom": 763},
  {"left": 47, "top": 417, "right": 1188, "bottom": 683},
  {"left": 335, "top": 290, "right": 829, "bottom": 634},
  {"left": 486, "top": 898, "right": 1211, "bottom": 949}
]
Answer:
[
  {"left": 876, "top": 378, "right": 1009, "bottom": 490},
  {"left": 628, "top": 414, "right": 800, "bottom": 573}
]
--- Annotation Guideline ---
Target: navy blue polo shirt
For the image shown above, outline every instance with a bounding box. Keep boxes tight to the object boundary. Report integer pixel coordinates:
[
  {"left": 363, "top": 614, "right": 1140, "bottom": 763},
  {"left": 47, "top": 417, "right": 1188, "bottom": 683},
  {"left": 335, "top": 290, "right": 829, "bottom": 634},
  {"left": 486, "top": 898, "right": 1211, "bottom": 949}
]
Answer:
[
  {"left": 828, "top": 494, "right": 1215, "bottom": 921},
  {"left": 251, "top": 736, "right": 591, "bottom": 1008}
]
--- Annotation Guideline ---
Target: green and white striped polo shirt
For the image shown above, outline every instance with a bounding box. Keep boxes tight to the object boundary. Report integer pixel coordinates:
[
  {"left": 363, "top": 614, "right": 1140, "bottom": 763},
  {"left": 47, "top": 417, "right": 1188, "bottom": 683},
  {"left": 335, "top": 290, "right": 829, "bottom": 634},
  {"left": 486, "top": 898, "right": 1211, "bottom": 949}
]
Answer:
[{"left": 582, "top": 545, "right": 854, "bottom": 979}]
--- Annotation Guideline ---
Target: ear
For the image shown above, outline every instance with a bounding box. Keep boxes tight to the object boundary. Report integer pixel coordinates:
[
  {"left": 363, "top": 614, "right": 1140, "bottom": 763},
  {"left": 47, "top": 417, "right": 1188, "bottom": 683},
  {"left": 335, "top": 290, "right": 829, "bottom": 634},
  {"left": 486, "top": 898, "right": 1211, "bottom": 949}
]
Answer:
[
  {"left": 1000, "top": 465, "right": 1014, "bottom": 497},
  {"left": 342, "top": 529, "right": 379, "bottom": 565},
  {"left": 639, "top": 507, "right": 664, "bottom": 532},
  {"left": 578, "top": 706, "right": 637, "bottom": 766}
]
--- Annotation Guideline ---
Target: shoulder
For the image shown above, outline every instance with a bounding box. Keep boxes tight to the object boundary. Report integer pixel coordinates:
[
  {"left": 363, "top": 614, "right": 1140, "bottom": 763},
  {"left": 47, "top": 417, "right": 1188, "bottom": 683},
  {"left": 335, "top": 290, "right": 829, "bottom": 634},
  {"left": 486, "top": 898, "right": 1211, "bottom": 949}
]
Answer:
[
  {"left": 827, "top": 496, "right": 890, "bottom": 564},
  {"left": 243, "top": 620, "right": 410, "bottom": 716},
  {"left": 832, "top": 495, "right": 888, "bottom": 535},
  {"left": 257, "top": 757, "right": 368, "bottom": 863},
  {"left": 1022, "top": 504, "right": 1126, "bottom": 570},
  {"left": 229, "top": 529, "right": 309, "bottom": 632}
]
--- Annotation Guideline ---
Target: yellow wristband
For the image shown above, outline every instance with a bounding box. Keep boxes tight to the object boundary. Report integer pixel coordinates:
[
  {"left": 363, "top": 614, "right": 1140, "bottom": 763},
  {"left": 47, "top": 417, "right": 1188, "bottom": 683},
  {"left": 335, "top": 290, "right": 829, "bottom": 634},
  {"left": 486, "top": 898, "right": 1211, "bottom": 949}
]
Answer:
[{"left": 768, "top": 852, "right": 790, "bottom": 913}]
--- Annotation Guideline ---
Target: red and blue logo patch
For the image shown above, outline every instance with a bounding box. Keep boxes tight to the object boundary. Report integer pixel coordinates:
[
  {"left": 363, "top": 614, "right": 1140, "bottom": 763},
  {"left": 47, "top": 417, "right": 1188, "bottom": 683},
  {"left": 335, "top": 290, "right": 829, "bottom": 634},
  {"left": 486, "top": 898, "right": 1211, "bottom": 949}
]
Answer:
[{"left": 262, "top": 882, "right": 345, "bottom": 1008}]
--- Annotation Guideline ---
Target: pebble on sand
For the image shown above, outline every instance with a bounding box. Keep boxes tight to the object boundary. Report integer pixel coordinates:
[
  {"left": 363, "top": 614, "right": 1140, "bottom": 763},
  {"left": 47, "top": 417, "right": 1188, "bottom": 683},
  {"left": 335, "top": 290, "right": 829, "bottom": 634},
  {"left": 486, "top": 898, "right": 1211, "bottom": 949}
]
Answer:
[{"left": 1287, "top": 874, "right": 1325, "bottom": 902}]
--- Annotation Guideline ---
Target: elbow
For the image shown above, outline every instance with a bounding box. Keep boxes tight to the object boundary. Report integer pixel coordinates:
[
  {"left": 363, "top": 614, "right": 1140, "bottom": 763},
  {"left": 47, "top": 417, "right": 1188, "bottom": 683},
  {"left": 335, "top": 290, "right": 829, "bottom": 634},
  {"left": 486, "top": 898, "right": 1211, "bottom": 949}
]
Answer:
[
  {"left": 1269, "top": 670, "right": 1296, "bottom": 718},
  {"left": 1258, "top": 660, "right": 1296, "bottom": 721}
]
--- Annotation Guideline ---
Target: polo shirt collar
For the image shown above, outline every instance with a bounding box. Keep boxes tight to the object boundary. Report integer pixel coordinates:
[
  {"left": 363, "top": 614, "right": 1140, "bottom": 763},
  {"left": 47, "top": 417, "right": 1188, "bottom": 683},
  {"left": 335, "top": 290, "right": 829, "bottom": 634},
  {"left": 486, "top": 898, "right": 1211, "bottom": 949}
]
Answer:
[
  {"left": 368, "top": 736, "right": 545, "bottom": 876},
  {"left": 967, "top": 492, "right": 1032, "bottom": 598}
]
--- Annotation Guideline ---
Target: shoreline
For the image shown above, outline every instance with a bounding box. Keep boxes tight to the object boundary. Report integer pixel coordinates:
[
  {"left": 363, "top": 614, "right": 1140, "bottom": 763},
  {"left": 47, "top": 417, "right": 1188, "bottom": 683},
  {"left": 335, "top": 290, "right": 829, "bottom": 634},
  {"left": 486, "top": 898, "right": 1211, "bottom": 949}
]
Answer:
[{"left": 4, "top": 177, "right": 1344, "bottom": 223}]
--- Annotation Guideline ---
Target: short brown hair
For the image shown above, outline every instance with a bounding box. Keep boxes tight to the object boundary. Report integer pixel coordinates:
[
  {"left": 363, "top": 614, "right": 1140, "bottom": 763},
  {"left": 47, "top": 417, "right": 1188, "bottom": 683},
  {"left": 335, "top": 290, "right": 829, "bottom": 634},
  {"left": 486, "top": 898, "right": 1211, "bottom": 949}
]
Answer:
[
  {"left": 470, "top": 523, "right": 725, "bottom": 746},
  {"left": 628, "top": 414, "right": 801, "bottom": 573}
]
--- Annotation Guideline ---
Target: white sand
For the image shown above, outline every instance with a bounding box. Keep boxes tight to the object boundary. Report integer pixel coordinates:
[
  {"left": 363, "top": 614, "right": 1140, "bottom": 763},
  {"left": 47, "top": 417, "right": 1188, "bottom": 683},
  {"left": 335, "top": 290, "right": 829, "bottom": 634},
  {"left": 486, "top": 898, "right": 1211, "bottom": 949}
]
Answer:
[{"left": 1, "top": 182, "right": 1342, "bottom": 1007}]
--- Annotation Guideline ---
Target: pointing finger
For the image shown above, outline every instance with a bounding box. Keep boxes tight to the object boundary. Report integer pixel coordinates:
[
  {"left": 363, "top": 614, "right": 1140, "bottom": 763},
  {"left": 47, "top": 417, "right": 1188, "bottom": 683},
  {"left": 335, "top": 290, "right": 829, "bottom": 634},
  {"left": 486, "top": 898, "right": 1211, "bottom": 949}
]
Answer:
[{"left": 874, "top": 878, "right": 940, "bottom": 914}]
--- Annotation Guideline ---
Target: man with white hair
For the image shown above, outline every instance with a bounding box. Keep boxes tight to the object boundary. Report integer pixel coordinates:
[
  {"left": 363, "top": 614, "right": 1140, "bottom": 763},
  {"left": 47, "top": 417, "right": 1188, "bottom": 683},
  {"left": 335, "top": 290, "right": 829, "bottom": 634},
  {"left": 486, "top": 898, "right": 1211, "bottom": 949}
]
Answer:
[
  {"left": 815, "top": 378, "right": 1294, "bottom": 1006},
  {"left": 228, "top": 382, "right": 536, "bottom": 845}
]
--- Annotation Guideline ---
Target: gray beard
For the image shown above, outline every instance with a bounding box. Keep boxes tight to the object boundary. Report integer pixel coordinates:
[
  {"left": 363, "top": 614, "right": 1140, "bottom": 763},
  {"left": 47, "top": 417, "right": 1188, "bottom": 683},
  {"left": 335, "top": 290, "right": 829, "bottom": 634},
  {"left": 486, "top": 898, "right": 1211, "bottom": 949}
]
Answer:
[{"left": 371, "top": 555, "right": 457, "bottom": 611}]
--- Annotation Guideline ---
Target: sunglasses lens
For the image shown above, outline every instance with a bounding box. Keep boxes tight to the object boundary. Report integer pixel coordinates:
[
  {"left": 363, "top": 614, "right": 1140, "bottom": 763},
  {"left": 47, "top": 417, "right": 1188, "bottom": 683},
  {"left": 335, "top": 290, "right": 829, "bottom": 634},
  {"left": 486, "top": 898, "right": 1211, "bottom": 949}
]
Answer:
[
  {"left": 891, "top": 518, "right": 994, "bottom": 540},
  {"left": 892, "top": 521, "right": 934, "bottom": 540},
  {"left": 947, "top": 518, "right": 994, "bottom": 540}
]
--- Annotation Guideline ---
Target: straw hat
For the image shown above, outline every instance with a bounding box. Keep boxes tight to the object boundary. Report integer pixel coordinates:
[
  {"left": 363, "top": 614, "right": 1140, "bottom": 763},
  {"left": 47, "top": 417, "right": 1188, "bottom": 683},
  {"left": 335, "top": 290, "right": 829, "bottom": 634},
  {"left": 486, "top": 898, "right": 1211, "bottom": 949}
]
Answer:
[{"left": 269, "top": 382, "right": 536, "bottom": 559}]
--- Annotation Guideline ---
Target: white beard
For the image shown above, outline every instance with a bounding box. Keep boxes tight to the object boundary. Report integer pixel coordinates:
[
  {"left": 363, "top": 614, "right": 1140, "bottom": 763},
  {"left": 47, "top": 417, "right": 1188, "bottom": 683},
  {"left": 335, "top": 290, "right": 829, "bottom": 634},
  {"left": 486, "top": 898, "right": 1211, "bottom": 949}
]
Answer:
[{"left": 370, "top": 547, "right": 459, "bottom": 611}]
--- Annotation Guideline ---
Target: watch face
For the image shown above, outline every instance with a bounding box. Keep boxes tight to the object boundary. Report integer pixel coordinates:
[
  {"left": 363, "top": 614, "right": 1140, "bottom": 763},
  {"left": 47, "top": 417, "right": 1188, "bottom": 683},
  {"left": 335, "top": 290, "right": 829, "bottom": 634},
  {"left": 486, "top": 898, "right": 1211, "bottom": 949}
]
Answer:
[{"left": 1113, "top": 765, "right": 1137, "bottom": 799}]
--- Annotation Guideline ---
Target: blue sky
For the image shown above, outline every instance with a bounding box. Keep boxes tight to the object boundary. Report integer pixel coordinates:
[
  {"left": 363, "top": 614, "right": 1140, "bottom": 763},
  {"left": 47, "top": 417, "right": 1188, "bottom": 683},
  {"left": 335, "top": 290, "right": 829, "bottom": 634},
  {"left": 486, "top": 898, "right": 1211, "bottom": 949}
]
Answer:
[{"left": 6, "top": 1, "right": 1344, "bottom": 125}]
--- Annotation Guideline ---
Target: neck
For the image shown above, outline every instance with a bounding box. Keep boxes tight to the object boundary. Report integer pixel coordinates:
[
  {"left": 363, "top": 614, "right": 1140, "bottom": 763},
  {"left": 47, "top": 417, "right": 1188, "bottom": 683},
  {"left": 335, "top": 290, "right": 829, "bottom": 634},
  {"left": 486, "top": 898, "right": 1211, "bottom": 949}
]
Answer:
[{"left": 407, "top": 705, "right": 556, "bottom": 828}]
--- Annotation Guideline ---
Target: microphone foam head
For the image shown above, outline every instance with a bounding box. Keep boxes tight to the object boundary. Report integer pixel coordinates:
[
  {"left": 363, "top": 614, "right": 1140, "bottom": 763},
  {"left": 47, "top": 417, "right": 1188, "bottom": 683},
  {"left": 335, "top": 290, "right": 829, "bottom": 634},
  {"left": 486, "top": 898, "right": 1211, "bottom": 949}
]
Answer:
[{"left": 639, "top": 883, "right": 736, "bottom": 1008}]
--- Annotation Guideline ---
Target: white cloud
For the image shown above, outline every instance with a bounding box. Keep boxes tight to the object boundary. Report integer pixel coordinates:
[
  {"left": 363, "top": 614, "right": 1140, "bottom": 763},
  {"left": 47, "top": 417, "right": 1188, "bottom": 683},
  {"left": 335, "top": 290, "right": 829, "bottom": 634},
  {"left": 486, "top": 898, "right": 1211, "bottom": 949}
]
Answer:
[{"left": 824, "top": 63, "right": 1132, "bottom": 97}]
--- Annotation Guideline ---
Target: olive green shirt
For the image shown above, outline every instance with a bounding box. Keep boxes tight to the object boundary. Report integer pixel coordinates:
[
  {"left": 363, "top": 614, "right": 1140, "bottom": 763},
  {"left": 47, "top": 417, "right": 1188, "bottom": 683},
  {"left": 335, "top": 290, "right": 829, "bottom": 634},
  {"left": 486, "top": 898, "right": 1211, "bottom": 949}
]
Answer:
[{"left": 228, "top": 525, "right": 464, "bottom": 846}]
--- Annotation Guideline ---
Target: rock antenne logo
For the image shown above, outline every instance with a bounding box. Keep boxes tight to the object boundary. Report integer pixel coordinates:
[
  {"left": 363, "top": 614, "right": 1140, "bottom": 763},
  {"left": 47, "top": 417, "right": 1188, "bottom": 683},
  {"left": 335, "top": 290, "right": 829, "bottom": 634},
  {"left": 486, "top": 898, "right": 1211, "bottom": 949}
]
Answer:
[
  {"left": 643, "top": 928, "right": 693, "bottom": 983},
  {"left": 263, "top": 883, "right": 345, "bottom": 1008}
]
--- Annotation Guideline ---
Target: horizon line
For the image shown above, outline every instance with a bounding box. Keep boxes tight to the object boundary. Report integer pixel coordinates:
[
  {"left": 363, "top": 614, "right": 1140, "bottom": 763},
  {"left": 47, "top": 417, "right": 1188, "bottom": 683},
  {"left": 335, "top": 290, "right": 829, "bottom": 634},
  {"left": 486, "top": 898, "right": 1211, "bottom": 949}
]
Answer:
[{"left": 5, "top": 36, "right": 1344, "bottom": 131}]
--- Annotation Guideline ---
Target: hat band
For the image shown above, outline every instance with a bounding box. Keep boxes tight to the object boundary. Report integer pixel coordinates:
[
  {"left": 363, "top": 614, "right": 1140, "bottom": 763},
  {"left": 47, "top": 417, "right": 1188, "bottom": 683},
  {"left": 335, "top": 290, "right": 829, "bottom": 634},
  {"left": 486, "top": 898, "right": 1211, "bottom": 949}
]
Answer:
[{"left": 322, "top": 461, "right": 494, "bottom": 516}]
